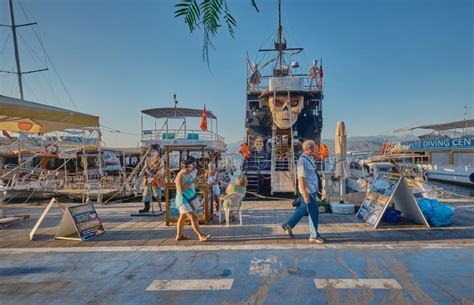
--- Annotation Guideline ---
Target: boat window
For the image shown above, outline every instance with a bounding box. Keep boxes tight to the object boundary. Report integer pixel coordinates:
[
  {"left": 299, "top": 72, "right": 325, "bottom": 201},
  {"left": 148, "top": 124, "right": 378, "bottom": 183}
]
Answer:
[
  {"left": 248, "top": 100, "right": 259, "bottom": 110},
  {"left": 453, "top": 153, "right": 474, "bottom": 166},
  {"left": 431, "top": 152, "right": 449, "bottom": 165},
  {"left": 308, "top": 99, "right": 320, "bottom": 111}
]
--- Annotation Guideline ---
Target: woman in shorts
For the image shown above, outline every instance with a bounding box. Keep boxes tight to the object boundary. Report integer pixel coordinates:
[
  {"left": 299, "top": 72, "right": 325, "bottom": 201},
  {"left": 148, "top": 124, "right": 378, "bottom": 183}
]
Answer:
[{"left": 175, "top": 159, "right": 211, "bottom": 242}]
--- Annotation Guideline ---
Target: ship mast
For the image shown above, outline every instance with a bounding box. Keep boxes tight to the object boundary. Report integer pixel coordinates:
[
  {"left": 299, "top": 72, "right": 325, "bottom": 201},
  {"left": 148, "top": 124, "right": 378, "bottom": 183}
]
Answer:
[
  {"left": 277, "top": 0, "right": 283, "bottom": 68},
  {"left": 0, "top": 0, "right": 47, "bottom": 100},
  {"left": 8, "top": 0, "right": 24, "bottom": 99}
]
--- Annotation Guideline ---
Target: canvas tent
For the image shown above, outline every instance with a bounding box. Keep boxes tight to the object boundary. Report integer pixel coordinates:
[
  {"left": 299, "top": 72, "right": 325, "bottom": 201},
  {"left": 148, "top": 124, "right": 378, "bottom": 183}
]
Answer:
[{"left": 0, "top": 95, "right": 99, "bottom": 133}]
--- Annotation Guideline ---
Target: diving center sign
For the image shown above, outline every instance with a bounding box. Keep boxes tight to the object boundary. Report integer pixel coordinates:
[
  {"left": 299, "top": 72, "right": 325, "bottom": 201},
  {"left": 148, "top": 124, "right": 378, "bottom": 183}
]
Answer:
[{"left": 400, "top": 137, "right": 474, "bottom": 151}]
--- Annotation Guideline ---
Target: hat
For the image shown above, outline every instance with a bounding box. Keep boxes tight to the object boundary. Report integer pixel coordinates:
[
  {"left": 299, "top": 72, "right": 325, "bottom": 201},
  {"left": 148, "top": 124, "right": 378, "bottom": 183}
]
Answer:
[{"left": 183, "top": 158, "right": 194, "bottom": 166}]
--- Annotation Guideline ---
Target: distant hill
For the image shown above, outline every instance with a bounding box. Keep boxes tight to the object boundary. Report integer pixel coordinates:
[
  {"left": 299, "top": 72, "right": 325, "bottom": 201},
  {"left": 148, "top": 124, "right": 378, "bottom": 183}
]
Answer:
[{"left": 226, "top": 135, "right": 398, "bottom": 155}]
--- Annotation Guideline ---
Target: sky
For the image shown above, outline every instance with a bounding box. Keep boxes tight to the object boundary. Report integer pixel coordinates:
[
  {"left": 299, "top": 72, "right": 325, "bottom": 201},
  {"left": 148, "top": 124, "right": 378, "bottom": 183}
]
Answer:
[{"left": 0, "top": 0, "right": 472, "bottom": 147}]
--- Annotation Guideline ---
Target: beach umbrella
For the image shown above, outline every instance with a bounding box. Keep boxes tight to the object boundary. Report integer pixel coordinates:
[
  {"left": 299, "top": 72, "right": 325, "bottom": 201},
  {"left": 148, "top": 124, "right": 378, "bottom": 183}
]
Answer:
[{"left": 334, "top": 121, "right": 350, "bottom": 203}]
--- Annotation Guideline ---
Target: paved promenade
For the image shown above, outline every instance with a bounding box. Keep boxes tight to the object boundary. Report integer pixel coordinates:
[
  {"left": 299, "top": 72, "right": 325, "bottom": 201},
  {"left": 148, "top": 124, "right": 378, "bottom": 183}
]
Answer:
[{"left": 0, "top": 199, "right": 473, "bottom": 304}]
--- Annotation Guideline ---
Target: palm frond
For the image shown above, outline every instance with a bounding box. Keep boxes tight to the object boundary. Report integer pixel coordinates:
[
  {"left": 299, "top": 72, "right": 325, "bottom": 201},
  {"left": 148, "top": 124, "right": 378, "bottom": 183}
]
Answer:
[
  {"left": 223, "top": 1, "right": 236, "bottom": 38},
  {"left": 251, "top": 0, "right": 260, "bottom": 12},
  {"left": 174, "top": 0, "right": 201, "bottom": 32}
]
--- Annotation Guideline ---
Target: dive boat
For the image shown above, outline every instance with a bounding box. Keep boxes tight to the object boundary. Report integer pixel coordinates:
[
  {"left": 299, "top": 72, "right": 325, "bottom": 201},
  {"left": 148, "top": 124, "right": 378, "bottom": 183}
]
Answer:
[{"left": 391, "top": 119, "right": 474, "bottom": 187}]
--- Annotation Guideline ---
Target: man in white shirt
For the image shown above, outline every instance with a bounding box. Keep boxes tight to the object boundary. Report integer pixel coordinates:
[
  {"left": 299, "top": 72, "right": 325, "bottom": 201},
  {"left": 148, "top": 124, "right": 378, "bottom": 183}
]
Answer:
[{"left": 282, "top": 140, "right": 326, "bottom": 243}]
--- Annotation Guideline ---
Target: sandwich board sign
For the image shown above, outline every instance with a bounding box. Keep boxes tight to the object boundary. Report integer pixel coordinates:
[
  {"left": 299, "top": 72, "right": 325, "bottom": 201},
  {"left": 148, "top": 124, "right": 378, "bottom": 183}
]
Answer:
[
  {"left": 356, "top": 173, "right": 429, "bottom": 229},
  {"left": 30, "top": 198, "right": 105, "bottom": 241}
]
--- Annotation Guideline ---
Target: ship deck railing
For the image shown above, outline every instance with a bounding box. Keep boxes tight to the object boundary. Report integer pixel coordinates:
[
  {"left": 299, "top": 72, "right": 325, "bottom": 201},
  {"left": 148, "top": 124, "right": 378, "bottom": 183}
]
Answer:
[
  {"left": 247, "top": 76, "right": 323, "bottom": 94},
  {"left": 141, "top": 129, "right": 225, "bottom": 144}
]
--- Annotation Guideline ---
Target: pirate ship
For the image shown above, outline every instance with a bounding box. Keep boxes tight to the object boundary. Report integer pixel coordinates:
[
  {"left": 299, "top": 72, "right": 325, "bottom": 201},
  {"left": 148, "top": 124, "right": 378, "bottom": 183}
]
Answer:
[{"left": 242, "top": 0, "right": 325, "bottom": 194}]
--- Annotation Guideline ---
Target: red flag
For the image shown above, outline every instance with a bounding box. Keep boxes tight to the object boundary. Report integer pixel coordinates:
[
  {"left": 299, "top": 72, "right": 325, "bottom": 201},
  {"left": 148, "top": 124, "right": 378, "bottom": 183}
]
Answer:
[
  {"left": 319, "top": 63, "right": 323, "bottom": 78},
  {"left": 200, "top": 105, "right": 208, "bottom": 131}
]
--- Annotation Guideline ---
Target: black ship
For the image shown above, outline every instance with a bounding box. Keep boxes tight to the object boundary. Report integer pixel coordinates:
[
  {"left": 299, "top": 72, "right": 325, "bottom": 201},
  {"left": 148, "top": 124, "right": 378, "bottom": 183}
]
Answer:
[{"left": 242, "top": 0, "right": 325, "bottom": 195}]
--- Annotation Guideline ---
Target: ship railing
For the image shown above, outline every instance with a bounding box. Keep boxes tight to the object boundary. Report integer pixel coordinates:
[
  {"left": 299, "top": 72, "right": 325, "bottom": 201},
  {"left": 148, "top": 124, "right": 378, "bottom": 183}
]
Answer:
[
  {"left": 247, "top": 75, "right": 322, "bottom": 93},
  {"left": 142, "top": 129, "right": 225, "bottom": 143}
]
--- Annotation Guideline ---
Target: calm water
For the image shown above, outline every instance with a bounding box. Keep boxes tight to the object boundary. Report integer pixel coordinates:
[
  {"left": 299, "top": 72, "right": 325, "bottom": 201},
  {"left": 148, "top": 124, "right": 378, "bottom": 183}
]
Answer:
[{"left": 429, "top": 181, "right": 474, "bottom": 198}]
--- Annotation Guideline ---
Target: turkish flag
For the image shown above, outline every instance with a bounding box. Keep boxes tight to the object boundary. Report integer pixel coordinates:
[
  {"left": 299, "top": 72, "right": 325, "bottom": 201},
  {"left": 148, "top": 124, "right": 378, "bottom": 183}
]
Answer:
[{"left": 200, "top": 105, "right": 208, "bottom": 131}]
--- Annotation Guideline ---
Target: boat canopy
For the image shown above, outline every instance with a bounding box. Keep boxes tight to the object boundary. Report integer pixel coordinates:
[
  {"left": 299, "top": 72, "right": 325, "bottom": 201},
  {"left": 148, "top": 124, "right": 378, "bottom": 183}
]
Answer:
[
  {"left": 0, "top": 95, "right": 99, "bottom": 133},
  {"left": 395, "top": 119, "right": 474, "bottom": 133},
  {"left": 142, "top": 107, "right": 217, "bottom": 120}
]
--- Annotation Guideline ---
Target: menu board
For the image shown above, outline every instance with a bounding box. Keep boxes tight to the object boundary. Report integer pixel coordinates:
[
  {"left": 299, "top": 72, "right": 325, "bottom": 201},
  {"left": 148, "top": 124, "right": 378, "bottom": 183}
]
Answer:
[
  {"left": 357, "top": 173, "right": 401, "bottom": 227},
  {"left": 69, "top": 203, "right": 105, "bottom": 240}
]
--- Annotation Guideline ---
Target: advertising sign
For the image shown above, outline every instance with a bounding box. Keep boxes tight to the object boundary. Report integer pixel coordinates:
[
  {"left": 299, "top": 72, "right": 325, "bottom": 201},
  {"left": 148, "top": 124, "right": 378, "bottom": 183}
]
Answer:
[{"left": 69, "top": 203, "right": 105, "bottom": 240}]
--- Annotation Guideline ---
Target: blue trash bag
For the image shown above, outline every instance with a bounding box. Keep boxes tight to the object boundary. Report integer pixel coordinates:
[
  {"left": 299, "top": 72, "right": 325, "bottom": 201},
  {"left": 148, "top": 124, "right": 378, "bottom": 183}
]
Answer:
[
  {"left": 430, "top": 201, "right": 455, "bottom": 227},
  {"left": 417, "top": 198, "right": 434, "bottom": 219},
  {"left": 417, "top": 198, "right": 454, "bottom": 227}
]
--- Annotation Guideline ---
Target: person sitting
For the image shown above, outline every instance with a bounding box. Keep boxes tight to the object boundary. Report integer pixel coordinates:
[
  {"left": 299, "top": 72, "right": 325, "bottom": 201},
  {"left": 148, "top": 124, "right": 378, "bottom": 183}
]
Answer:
[{"left": 222, "top": 175, "right": 247, "bottom": 220}]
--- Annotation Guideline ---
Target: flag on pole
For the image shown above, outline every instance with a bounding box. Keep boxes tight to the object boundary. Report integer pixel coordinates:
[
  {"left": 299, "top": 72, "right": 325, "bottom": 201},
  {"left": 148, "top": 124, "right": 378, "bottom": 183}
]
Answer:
[{"left": 200, "top": 105, "right": 208, "bottom": 131}]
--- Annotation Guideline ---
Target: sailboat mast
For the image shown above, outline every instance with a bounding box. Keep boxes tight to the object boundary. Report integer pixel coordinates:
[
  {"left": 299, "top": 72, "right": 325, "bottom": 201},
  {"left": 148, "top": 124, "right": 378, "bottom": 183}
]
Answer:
[{"left": 8, "top": 0, "right": 24, "bottom": 100}]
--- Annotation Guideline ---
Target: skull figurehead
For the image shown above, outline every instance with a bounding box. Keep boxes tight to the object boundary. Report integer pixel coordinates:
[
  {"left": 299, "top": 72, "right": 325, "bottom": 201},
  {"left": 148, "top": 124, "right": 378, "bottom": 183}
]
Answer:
[
  {"left": 254, "top": 136, "right": 264, "bottom": 153},
  {"left": 268, "top": 95, "right": 304, "bottom": 129}
]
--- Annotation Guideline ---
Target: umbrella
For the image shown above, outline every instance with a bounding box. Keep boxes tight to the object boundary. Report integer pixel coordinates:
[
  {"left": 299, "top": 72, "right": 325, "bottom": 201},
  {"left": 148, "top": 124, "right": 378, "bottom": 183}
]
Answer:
[{"left": 334, "top": 121, "right": 350, "bottom": 203}]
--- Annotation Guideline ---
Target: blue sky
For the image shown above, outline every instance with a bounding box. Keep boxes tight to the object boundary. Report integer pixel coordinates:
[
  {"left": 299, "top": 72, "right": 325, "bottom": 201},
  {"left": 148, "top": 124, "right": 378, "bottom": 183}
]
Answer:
[{"left": 0, "top": 0, "right": 472, "bottom": 147}]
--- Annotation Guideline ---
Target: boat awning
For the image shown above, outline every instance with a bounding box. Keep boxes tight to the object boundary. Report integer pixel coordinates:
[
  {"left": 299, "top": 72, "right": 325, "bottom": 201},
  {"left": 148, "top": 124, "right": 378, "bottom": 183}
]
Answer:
[
  {"left": 395, "top": 119, "right": 474, "bottom": 133},
  {"left": 142, "top": 107, "right": 217, "bottom": 120},
  {"left": 0, "top": 95, "right": 99, "bottom": 133}
]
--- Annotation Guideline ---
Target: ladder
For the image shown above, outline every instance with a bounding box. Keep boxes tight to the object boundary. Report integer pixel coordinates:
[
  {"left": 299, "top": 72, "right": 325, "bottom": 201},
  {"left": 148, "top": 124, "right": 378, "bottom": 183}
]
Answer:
[{"left": 270, "top": 128, "right": 296, "bottom": 194}]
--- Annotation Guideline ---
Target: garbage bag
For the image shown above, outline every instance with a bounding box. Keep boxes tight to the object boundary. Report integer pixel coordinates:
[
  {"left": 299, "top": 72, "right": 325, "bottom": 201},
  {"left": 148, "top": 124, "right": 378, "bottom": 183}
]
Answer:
[
  {"left": 430, "top": 203, "right": 454, "bottom": 227},
  {"left": 417, "top": 198, "right": 454, "bottom": 227},
  {"left": 418, "top": 198, "right": 434, "bottom": 219}
]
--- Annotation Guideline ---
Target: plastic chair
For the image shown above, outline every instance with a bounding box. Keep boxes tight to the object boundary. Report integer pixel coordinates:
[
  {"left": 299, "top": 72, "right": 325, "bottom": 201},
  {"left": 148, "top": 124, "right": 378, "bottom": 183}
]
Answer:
[{"left": 219, "top": 193, "right": 244, "bottom": 227}]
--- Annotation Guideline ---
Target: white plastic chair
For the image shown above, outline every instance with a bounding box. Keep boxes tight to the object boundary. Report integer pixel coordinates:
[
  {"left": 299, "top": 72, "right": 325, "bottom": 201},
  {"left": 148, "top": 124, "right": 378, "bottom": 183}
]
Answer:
[{"left": 219, "top": 193, "right": 244, "bottom": 227}]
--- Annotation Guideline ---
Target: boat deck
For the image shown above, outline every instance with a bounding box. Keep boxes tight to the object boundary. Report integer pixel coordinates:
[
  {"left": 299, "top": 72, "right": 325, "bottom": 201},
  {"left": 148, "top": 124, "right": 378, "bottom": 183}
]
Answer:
[{"left": 1, "top": 198, "right": 473, "bottom": 250}]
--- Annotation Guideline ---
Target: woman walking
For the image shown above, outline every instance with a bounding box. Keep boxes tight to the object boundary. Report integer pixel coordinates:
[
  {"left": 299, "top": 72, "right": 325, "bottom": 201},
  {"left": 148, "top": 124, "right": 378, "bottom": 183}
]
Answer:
[{"left": 175, "top": 159, "right": 211, "bottom": 242}]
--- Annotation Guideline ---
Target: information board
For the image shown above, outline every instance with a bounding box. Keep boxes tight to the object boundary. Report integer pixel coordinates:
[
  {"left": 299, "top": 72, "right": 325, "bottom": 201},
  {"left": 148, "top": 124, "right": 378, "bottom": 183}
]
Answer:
[
  {"left": 30, "top": 198, "right": 105, "bottom": 241},
  {"left": 69, "top": 203, "right": 105, "bottom": 240},
  {"left": 357, "top": 173, "right": 429, "bottom": 229},
  {"left": 357, "top": 173, "right": 400, "bottom": 226}
]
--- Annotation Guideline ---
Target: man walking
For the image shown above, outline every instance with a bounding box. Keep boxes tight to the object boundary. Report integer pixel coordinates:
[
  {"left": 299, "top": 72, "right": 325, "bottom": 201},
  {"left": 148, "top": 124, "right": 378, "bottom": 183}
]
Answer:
[{"left": 281, "top": 140, "right": 327, "bottom": 243}]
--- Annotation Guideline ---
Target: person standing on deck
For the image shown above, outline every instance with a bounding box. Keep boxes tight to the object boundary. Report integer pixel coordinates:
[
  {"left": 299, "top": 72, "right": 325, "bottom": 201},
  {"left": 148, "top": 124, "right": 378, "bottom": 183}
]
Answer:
[
  {"left": 281, "top": 140, "right": 326, "bottom": 243},
  {"left": 175, "top": 159, "right": 211, "bottom": 242}
]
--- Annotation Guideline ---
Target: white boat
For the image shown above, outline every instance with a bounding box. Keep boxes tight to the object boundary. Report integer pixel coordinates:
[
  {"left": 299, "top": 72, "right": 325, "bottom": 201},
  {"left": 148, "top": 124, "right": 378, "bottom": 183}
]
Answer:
[
  {"left": 391, "top": 119, "right": 474, "bottom": 187},
  {"left": 347, "top": 155, "right": 440, "bottom": 199}
]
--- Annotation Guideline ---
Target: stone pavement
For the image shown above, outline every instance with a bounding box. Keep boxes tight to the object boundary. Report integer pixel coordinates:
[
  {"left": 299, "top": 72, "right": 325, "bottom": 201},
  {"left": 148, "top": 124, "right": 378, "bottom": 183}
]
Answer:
[{"left": 0, "top": 198, "right": 473, "bottom": 249}]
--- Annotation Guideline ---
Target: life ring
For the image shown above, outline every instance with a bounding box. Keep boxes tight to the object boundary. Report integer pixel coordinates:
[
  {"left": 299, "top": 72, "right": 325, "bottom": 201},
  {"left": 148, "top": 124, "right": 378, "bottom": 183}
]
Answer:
[{"left": 43, "top": 143, "right": 59, "bottom": 155}]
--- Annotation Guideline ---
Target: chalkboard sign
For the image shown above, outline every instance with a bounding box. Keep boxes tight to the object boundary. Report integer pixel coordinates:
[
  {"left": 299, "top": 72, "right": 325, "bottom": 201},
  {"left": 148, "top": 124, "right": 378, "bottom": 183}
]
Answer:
[
  {"left": 69, "top": 203, "right": 105, "bottom": 240},
  {"left": 357, "top": 173, "right": 430, "bottom": 229}
]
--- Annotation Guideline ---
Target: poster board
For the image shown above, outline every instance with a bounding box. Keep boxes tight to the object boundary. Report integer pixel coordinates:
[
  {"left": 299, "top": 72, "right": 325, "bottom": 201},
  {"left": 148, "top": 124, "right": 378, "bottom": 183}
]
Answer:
[
  {"left": 357, "top": 173, "right": 429, "bottom": 229},
  {"left": 30, "top": 199, "right": 105, "bottom": 241},
  {"left": 66, "top": 203, "right": 105, "bottom": 240}
]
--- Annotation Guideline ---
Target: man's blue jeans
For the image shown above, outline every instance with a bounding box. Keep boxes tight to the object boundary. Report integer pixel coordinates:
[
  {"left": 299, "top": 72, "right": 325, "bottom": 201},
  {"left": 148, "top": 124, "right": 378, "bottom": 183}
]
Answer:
[
  {"left": 285, "top": 193, "right": 320, "bottom": 238},
  {"left": 286, "top": 197, "right": 307, "bottom": 228},
  {"left": 306, "top": 193, "right": 320, "bottom": 238}
]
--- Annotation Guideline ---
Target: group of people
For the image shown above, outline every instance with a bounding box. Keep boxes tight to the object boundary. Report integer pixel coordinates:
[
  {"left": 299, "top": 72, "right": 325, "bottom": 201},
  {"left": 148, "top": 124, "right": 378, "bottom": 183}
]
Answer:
[
  {"left": 139, "top": 154, "right": 248, "bottom": 242},
  {"left": 138, "top": 139, "right": 327, "bottom": 244}
]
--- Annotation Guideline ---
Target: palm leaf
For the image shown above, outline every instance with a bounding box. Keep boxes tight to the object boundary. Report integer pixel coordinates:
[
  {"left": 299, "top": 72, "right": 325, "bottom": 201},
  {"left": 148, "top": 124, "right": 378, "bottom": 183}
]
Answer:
[
  {"left": 251, "top": 0, "right": 260, "bottom": 12},
  {"left": 223, "top": 1, "right": 236, "bottom": 38},
  {"left": 174, "top": 0, "right": 201, "bottom": 32}
]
